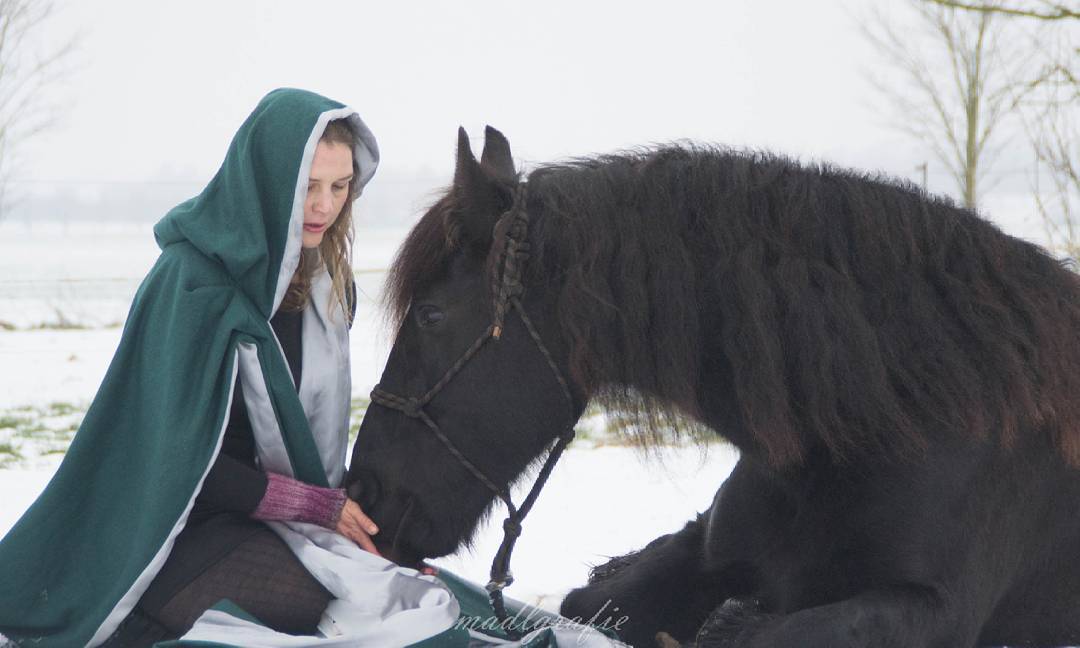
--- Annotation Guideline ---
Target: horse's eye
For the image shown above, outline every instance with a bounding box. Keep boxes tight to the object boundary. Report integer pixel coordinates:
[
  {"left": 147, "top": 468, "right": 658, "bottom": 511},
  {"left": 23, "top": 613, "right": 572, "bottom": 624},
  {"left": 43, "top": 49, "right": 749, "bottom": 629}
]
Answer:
[{"left": 416, "top": 305, "right": 445, "bottom": 328}]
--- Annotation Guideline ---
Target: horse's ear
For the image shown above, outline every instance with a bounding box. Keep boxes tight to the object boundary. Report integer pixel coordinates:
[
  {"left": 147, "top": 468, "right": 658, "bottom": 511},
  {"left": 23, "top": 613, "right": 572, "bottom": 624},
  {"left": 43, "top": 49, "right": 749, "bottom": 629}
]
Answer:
[
  {"left": 453, "top": 126, "right": 481, "bottom": 190},
  {"left": 452, "top": 126, "right": 514, "bottom": 250},
  {"left": 480, "top": 126, "right": 516, "bottom": 183}
]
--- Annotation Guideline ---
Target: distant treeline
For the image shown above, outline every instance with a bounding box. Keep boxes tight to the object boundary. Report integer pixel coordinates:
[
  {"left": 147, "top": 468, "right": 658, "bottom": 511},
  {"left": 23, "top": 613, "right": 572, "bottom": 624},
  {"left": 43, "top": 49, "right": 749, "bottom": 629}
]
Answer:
[{"left": 2, "top": 168, "right": 450, "bottom": 225}]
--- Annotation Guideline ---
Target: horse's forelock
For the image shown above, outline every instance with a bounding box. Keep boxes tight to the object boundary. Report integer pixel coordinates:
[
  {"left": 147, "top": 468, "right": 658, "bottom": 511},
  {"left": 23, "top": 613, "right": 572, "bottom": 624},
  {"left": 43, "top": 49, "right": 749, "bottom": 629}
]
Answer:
[{"left": 384, "top": 193, "right": 462, "bottom": 329}]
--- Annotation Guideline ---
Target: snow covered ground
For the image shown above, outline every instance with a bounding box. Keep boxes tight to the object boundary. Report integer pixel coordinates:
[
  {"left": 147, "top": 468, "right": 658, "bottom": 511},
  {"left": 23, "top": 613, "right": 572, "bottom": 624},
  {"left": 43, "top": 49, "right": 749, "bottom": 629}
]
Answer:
[
  {"left": 0, "top": 446, "right": 736, "bottom": 609},
  {"left": 0, "top": 220, "right": 738, "bottom": 609}
]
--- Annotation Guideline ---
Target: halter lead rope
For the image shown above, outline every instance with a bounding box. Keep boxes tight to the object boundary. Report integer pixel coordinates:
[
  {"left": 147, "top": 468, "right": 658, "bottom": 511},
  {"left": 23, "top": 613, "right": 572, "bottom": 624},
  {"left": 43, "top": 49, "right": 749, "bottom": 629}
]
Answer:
[{"left": 370, "top": 182, "right": 577, "bottom": 635}]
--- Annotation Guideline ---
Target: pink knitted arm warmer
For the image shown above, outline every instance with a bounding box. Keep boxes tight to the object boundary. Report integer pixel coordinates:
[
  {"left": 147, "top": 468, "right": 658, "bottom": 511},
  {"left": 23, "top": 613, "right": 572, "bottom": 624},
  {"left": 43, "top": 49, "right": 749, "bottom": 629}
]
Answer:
[{"left": 251, "top": 472, "right": 348, "bottom": 529}]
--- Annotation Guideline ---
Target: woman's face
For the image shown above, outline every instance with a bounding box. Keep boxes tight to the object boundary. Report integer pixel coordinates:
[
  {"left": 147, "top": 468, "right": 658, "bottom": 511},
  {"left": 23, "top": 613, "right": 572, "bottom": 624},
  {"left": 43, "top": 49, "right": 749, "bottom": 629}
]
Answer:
[{"left": 303, "top": 140, "right": 354, "bottom": 248}]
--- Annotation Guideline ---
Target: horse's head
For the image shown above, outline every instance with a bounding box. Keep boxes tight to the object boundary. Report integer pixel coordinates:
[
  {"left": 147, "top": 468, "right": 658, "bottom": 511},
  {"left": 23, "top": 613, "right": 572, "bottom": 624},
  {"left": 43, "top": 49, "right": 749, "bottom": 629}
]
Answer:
[{"left": 346, "top": 127, "right": 586, "bottom": 563}]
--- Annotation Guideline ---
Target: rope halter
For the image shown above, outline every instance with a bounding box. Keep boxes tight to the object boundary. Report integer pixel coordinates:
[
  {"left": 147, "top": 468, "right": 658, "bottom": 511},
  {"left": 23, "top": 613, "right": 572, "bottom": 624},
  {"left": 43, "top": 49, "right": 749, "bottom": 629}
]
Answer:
[{"left": 370, "top": 181, "right": 577, "bottom": 634}]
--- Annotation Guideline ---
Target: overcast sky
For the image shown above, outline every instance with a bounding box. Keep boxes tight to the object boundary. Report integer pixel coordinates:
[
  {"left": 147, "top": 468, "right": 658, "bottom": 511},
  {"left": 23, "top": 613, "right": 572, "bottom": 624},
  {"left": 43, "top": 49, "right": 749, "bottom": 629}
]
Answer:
[{"left": 9, "top": 0, "right": 1066, "bottom": 239}]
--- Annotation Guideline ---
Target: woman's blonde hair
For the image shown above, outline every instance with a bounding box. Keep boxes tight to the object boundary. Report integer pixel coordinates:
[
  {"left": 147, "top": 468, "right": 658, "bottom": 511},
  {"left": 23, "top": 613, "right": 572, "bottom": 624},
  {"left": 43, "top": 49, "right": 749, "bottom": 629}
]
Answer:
[{"left": 280, "top": 118, "right": 360, "bottom": 324}]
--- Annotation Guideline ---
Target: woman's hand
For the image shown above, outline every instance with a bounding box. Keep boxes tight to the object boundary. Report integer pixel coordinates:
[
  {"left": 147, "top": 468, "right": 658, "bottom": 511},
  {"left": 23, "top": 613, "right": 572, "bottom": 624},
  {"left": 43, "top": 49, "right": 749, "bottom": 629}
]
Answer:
[
  {"left": 335, "top": 498, "right": 437, "bottom": 574},
  {"left": 336, "top": 498, "right": 382, "bottom": 556}
]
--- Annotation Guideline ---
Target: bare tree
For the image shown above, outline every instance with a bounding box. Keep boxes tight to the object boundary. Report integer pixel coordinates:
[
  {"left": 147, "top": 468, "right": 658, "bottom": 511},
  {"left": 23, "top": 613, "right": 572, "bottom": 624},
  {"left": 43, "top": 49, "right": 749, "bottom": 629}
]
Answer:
[
  {"left": 1020, "top": 29, "right": 1078, "bottom": 260},
  {"left": 926, "top": 0, "right": 1079, "bottom": 21},
  {"left": 1032, "top": 102, "right": 1078, "bottom": 261},
  {"left": 0, "top": 0, "right": 74, "bottom": 218},
  {"left": 860, "top": 1, "right": 1029, "bottom": 210},
  {"left": 919, "top": 1, "right": 1078, "bottom": 261}
]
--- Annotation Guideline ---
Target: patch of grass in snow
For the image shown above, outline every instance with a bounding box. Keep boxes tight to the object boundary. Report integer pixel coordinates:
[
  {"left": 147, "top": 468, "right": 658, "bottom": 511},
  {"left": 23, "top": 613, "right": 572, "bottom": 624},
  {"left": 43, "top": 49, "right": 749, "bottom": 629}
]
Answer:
[
  {"left": 44, "top": 401, "right": 81, "bottom": 417},
  {"left": 1, "top": 320, "right": 123, "bottom": 331},
  {"left": 346, "top": 396, "right": 720, "bottom": 449},
  {"left": 27, "top": 307, "right": 95, "bottom": 331},
  {"left": 0, "top": 401, "right": 85, "bottom": 468},
  {"left": 0, "top": 441, "right": 23, "bottom": 468},
  {"left": 0, "top": 394, "right": 372, "bottom": 469},
  {"left": 14, "top": 421, "right": 49, "bottom": 437},
  {"left": 0, "top": 393, "right": 718, "bottom": 470},
  {"left": 29, "top": 321, "right": 95, "bottom": 331},
  {"left": 573, "top": 401, "right": 721, "bottom": 449}
]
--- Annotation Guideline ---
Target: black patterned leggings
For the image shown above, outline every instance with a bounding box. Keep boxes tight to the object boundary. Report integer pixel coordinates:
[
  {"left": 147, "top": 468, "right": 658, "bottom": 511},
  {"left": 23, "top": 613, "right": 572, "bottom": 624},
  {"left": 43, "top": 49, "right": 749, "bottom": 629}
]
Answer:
[{"left": 101, "top": 521, "right": 332, "bottom": 647}]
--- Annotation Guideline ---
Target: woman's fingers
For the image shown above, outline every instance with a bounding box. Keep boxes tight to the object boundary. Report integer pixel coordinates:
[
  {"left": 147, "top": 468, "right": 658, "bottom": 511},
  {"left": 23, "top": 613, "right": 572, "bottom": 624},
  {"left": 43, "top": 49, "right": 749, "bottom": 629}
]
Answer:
[
  {"left": 340, "top": 499, "right": 378, "bottom": 535},
  {"left": 345, "top": 500, "right": 379, "bottom": 535},
  {"left": 337, "top": 499, "right": 381, "bottom": 555},
  {"left": 334, "top": 502, "right": 437, "bottom": 575},
  {"left": 350, "top": 526, "right": 380, "bottom": 555}
]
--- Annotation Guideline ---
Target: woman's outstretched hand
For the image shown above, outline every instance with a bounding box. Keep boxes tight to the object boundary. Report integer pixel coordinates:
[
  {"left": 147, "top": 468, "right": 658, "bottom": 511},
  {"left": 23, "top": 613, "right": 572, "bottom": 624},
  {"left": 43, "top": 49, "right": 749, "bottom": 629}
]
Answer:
[
  {"left": 335, "top": 497, "right": 437, "bottom": 575},
  {"left": 337, "top": 498, "right": 382, "bottom": 556}
]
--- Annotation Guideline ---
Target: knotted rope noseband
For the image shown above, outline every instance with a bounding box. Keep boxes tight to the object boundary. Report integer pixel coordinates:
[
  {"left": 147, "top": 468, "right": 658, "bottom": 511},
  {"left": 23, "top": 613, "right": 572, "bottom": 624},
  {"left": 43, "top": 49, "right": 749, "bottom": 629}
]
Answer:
[{"left": 370, "top": 183, "right": 577, "bottom": 632}]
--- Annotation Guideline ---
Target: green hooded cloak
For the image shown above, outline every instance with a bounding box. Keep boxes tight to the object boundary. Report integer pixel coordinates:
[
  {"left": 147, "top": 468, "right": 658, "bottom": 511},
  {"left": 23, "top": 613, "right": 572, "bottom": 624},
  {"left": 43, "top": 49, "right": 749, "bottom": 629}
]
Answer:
[{"left": 0, "top": 88, "right": 380, "bottom": 647}]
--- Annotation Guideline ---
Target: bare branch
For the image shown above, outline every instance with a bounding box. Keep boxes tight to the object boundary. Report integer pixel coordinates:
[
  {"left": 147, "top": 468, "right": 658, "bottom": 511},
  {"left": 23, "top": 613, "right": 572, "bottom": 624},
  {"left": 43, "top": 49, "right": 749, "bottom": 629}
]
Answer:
[
  {"left": 0, "top": 0, "right": 76, "bottom": 220},
  {"left": 859, "top": 1, "right": 1024, "bottom": 208},
  {"left": 925, "top": 0, "right": 1080, "bottom": 21}
]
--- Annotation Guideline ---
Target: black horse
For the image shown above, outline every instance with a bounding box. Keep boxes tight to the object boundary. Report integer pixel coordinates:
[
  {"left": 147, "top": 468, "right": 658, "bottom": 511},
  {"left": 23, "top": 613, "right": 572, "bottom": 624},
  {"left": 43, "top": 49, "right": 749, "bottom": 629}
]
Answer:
[{"left": 346, "top": 126, "right": 1080, "bottom": 647}]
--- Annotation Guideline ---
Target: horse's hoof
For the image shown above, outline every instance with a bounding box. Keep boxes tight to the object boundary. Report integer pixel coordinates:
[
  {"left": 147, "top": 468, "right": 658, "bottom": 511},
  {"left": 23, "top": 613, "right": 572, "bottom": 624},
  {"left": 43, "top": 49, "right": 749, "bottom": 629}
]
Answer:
[
  {"left": 693, "top": 598, "right": 770, "bottom": 647},
  {"left": 655, "top": 631, "right": 682, "bottom": 647}
]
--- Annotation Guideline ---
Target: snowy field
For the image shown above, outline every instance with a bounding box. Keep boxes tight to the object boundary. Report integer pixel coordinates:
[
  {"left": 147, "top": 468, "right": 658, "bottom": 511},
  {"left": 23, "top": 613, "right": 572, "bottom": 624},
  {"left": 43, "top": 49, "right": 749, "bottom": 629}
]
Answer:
[{"left": 0, "top": 220, "right": 738, "bottom": 610}]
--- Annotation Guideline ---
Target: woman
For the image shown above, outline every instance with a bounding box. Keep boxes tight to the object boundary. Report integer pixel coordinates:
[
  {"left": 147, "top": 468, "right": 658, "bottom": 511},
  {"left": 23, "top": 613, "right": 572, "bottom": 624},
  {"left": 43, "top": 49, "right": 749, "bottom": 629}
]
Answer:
[
  {"left": 0, "top": 89, "right": 458, "bottom": 647},
  {"left": 99, "top": 99, "right": 384, "bottom": 646}
]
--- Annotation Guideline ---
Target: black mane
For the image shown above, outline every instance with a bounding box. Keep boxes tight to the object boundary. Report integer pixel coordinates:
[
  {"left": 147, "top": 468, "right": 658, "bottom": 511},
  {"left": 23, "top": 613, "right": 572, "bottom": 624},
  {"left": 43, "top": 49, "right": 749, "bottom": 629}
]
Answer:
[{"left": 388, "top": 144, "right": 1080, "bottom": 467}]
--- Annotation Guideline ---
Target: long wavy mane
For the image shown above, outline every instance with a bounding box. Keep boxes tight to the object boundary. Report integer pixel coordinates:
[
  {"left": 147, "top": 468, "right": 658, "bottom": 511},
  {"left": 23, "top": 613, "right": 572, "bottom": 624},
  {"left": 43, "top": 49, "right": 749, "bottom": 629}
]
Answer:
[{"left": 387, "top": 144, "right": 1080, "bottom": 468}]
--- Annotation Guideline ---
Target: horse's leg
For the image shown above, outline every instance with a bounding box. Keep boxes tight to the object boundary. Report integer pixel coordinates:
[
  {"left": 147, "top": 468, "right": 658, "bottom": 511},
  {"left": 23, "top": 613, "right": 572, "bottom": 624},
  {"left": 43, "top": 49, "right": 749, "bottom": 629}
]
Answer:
[
  {"left": 560, "top": 514, "right": 726, "bottom": 647},
  {"left": 696, "top": 586, "right": 975, "bottom": 648},
  {"left": 561, "top": 457, "right": 790, "bottom": 647},
  {"left": 979, "top": 562, "right": 1080, "bottom": 646},
  {"left": 690, "top": 449, "right": 991, "bottom": 648},
  {"left": 697, "top": 439, "right": 1080, "bottom": 648},
  {"left": 975, "top": 455, "right": 1080, "bottom": 646}
]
